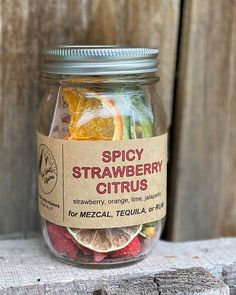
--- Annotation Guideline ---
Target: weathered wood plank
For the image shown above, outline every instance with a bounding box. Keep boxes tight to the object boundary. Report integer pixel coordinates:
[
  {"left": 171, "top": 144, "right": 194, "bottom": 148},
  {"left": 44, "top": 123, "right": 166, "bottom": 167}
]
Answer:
[
  {"left": 223, "top": 264, "right": 236, "bottom": 295},
  {"left": 0, "top": 0, "right": 180, "bottom": 234},
  {"left": 168, "top": 0, "right": 236, "bottom": 241},
  {"left": 98, "top": 268, "right": 229, "bottom": 295},
  {"left": 0, "top": 237, "right": 235, "bottom": 294}
]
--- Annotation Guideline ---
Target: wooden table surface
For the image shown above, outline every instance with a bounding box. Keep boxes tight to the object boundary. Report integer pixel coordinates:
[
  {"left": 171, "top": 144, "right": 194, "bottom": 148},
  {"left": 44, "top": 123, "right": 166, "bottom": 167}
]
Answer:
[{"left": 0, "top": 235, "right": 235, "bottom": 294}]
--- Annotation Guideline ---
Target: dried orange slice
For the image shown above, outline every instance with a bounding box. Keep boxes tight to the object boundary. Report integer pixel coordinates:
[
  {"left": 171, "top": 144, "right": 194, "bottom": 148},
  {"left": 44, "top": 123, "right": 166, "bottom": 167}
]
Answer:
[
  {"left": 63, "top": 87, "right": 123, "bottom": 140},
  {"left": 67, "top": 225, "right": 142, "bottom": 253}
]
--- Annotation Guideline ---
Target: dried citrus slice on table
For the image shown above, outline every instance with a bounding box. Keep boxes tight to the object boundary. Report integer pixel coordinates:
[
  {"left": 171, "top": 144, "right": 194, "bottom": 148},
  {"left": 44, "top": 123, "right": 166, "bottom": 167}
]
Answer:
[{"left": 67, "top": 225, "right": 142, "bottom": 253}]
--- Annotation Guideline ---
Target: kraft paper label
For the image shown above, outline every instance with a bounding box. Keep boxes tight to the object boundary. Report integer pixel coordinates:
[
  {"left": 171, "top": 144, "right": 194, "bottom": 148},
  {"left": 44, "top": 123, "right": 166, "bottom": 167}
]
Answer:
[{"left": 37, "top": 132, "right": 167, "bottom": 228}]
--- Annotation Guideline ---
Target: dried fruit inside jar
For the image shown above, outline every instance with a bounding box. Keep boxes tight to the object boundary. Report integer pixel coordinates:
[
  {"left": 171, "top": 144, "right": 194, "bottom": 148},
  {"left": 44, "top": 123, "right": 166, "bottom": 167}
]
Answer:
[{"left": 43, "top": 85, "right": 163, "bottom": 264}]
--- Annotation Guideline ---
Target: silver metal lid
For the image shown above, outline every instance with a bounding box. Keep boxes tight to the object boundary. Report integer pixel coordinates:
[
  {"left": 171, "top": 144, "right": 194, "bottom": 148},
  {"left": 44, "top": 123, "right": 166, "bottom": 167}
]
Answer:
[{"left": 43, "top": 46, "right": 159, "bottom": 75}]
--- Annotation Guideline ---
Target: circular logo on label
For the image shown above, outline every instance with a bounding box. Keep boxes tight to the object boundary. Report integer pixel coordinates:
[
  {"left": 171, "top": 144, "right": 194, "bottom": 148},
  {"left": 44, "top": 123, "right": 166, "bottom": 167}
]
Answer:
[{"left": 38, "top": 144, "right": 58, "bottom": 194}]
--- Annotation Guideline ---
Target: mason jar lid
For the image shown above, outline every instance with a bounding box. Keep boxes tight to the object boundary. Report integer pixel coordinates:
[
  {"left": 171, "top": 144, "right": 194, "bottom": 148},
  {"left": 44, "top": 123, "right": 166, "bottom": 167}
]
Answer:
[{"left": 43, "top": 45, "right": 159, "bottom": 75}]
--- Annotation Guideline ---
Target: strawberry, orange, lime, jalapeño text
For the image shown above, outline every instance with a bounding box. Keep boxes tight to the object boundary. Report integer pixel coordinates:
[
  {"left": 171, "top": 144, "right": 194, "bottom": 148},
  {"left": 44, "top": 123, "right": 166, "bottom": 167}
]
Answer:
[{"left": 72, "top": 148, "right": 163, "bottom": 194}]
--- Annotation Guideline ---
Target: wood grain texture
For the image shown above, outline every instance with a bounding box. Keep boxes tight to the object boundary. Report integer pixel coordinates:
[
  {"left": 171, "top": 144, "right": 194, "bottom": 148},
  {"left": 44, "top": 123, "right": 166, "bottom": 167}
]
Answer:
[
  {"left": 0, "top": 236, "right": 235, "bottom": 294},
  {"left": 99, "top": 268, "right": 229, "bottom": 295},
  {"left": 223, "top": 264, "right": 236, "bottom": 295},
  {"left": 168, "top": 0, "right": 236, "bottom": 241},
  {"left": 0, "top": 0, "right": 180, "bottom": 234}
]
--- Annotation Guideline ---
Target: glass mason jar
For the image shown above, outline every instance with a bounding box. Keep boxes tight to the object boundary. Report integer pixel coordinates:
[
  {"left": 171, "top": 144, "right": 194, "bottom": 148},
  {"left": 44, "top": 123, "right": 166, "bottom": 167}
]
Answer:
[{"left": 38, "top": 46, "right": 167, "bottom": 266}]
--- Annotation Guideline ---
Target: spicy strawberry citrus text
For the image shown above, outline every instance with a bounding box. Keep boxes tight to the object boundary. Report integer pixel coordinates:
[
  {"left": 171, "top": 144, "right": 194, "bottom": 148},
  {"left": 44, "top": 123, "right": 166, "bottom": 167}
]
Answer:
[{"left": 72, "top": 148, "right": 163, "bottom": 194}]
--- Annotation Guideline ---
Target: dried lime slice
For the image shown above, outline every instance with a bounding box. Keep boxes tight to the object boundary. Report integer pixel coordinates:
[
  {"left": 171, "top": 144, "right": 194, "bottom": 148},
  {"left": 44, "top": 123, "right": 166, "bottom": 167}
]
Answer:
[{"left": 67, "top": 225, "right": 142, "bottom": 253}]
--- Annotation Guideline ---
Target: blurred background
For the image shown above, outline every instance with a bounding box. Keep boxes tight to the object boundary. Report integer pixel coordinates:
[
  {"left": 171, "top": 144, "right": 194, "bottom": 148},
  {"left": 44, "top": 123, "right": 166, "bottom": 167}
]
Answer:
[{"left": 0, "top": 0, "right": 235, "bottom": 241}]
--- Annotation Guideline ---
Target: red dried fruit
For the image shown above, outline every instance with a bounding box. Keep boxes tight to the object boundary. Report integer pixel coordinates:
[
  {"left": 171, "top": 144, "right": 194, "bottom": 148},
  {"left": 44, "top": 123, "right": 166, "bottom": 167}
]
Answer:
[
  {"left": 47, "top": 223, "right": 78, "bottom": 259},
  {"left": 93, "top": 251, "right": 108, "bottom": 263},
  {"left": 61, "top": 227, "right": 75, "bottom": 241},
  {"left": 111, "top": 237, "right": 141, "bottom": 258}
]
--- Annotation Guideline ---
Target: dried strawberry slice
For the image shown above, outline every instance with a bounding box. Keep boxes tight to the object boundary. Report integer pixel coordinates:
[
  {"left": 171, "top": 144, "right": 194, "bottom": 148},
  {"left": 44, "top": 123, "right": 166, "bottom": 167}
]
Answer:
[
  {"left": 93, "top": 251, "right": 108, "bottom": 263},
  {"left": 111, "top": 236, "right": 141, "bottom": 258},
  {"left": 47, "top": 223, "right": 78, "bottom": 259}
]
